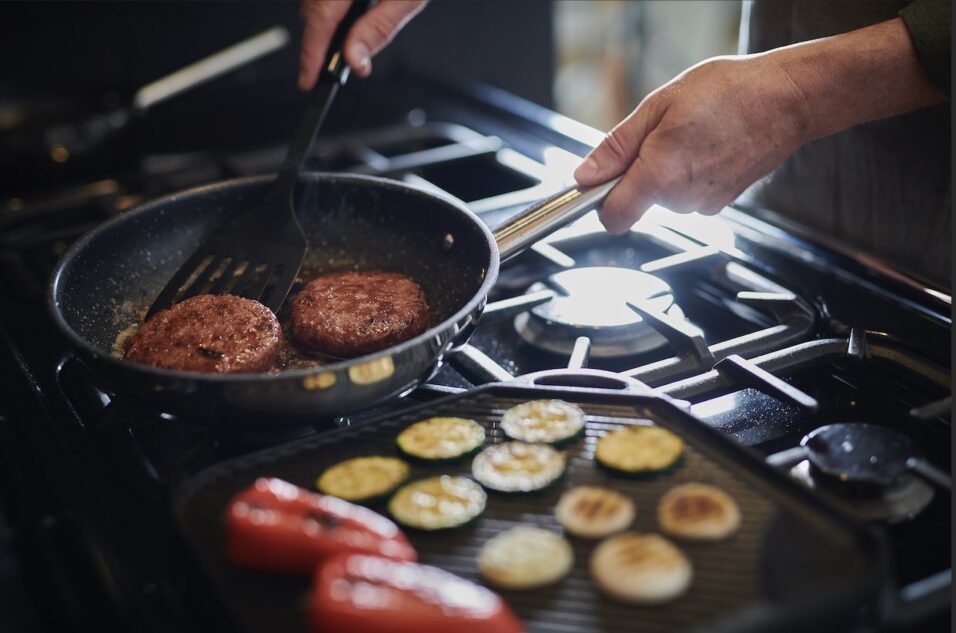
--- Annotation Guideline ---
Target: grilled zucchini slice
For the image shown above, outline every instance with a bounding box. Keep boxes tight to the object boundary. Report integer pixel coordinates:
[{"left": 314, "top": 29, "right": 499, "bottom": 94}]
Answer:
[
  {"left": 595, "top": 426, "right": 684, "bottom": 475},
  {"left": 500, "top": 399, "right": 585, "bottom": 444},
  {"left": 555, "top": 486, "right": 635, "bottom": 539},
  {"left": 590, "top": 533, "right": 692, "bottom": 604},
  {"left": 396, "top": 417, "right": 485, "bottom": 461},
  {"left": 478, "top": 526, "right": 574, "bottom": 590},
  {"left": 658, "top": 482, "right": 741, "bottom": 541},
  {"left": 388, "top": 475, "right": 487, "bottom": 531},
  {"left": 316, "top": 456, "right": 410, "bottom": 503},
  {"left": 471, "top": 442, "right": 566, "bottom": 493}
]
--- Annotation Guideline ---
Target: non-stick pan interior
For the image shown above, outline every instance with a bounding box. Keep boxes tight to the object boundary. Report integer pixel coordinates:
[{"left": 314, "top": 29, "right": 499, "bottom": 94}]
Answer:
[{"left": 53, "top": 173, "right": 494, "bottom": 359}]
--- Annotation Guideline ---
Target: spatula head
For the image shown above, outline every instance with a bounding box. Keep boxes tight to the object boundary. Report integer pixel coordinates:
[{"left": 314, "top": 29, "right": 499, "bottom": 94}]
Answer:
[{"left": 145, "top": 208, "right": 307, "bottom": 319}]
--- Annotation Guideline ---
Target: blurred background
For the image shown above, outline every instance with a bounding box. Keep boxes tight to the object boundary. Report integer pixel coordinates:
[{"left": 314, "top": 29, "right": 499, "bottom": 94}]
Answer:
[
  {"left": 0, "top": 0, "right": 743, "bottom": 197},
  {"left": 2, "top": 0, "right": 743, "bottom": 134},
  {"left": 554, "top": 0, "right": 742, "bottom": 130}
]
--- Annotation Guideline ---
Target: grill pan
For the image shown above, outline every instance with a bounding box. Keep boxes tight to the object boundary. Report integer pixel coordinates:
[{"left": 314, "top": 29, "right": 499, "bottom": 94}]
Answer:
[{"left": 175, "top": 384, "right": 885, "bottom": 633}]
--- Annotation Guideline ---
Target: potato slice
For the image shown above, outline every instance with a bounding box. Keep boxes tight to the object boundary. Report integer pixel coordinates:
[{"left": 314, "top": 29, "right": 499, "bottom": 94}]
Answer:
[
  {"left": 591, "top": 533, "right": 692, "bottom": 604},
  {"left": 479, "top": 526, "right": 574, "bottom": 589},
  {"left": 555, "top": 486, "right": 635, "bottom": 538},
  {"left": 658, "top": 482, "right": 741, "bottom": 541}
]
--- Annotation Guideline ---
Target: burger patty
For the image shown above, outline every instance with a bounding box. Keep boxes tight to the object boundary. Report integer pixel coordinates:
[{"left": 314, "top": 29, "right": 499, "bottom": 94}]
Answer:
[
  {"left": 125, "top": 294, "right": 281, "bottom": 373},
  {"left": 291, "top": 271, "right": 430, "bottom": 358}
]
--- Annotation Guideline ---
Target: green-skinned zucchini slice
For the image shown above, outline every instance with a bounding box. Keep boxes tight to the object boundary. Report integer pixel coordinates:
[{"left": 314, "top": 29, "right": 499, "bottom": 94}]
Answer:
[
  {"left": 396, "top": 417, "right": 485, "bottom": 461},
  {"left": 388, "top": 475, "right": 487, "bottom": 530},
  {"left": 471, "top": 442, "right": 566, "bottom": 493},
  {"left": 316, "top": 456, "right": 410, "bottom": 502},
  {"left": 500, "top": 399, "right": 585, "bottom": 444}
]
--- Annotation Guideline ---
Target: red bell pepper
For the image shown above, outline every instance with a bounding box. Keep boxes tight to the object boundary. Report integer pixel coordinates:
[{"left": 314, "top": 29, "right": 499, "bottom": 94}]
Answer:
[
  {"left": 226, "top": 478, "right": 416, "bottom": 574},
  {"left": 309, "top": 553, "right": 524, "bottom": 633}
]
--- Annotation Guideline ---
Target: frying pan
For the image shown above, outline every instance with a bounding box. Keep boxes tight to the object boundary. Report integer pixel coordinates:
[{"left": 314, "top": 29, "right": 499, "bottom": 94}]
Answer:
[{"left": 49, "top": 172, "right": 618, "bottom": 430}]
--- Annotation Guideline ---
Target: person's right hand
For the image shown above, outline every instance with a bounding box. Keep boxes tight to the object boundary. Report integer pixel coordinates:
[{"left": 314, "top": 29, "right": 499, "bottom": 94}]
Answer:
[
  {"left": 574, "top": 17, "right": 943, "bottom": 234},
  {"left": 298, "top": 0, "right": 428, "bottom": 91}
]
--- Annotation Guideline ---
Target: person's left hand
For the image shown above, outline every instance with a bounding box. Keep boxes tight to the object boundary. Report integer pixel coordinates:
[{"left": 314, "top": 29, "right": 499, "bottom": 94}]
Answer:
[{"left": 574, "top": 55, "right": 810, "bottom": 233}]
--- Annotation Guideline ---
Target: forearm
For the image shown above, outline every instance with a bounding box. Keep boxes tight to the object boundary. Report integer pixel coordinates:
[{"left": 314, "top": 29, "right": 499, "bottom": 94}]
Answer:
[{"left": 766, "top": 17, "right": 945, "bottom": 143}]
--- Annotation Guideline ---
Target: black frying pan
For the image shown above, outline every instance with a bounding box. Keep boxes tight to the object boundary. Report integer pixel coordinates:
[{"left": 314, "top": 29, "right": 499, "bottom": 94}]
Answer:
[{"left": 49, "top": 172, "right": 617, "bottom": 431}]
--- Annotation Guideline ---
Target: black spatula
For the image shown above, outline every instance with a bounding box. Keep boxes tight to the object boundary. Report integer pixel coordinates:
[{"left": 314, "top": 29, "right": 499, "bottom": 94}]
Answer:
[{"left": 146, "top": 2, "right": 372, "bottom": 319}]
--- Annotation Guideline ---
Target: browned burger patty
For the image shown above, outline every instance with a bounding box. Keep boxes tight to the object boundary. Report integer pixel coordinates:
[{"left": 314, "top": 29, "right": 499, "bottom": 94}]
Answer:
[
  {"left": 125, "top": 294, "right": 281, "bottom": 373},
  {"left": 291, "top": 271, "right": 430, "bottom": 358}
]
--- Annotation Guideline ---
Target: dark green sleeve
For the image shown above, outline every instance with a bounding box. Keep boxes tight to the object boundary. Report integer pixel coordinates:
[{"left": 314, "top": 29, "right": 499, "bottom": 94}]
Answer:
[{"left": 900, "top": 0, "right": 951, "bottom": 98}]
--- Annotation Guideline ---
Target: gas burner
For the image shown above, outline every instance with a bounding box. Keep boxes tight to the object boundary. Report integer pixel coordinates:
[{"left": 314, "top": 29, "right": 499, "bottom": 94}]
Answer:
[
  {"left": 788, "top": 461, "right": 935, "bottom": 523},
  {"left": 766, "top": 422, "right": 950, "bottom": 523},
  {"left": 802, "top": 423, "right": 950, "bottom": 493},
  {"left": 514, "top": 266, "right": 686, "bottom": 358}
]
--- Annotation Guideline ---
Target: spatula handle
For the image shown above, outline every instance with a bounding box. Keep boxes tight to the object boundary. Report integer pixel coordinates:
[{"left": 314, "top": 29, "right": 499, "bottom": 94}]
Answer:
[
  {"left": 276, "top": 0, "right": 376, "bottom": 194},
  {"left": 324, "top": 0, "right": 378, "bottom": 83}
]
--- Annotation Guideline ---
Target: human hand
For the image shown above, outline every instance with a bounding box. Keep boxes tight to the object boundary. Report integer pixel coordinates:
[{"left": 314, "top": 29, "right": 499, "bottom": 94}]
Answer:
[
  {"left": 299, "top": 0, "right": 428, "bottom": 90},
  {"left": 573, "top": 55, "right": 809, "bottom": 233}
]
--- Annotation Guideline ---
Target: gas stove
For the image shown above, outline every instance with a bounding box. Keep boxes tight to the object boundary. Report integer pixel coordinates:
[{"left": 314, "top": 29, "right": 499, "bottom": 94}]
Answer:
[{"left": 0, "top": 74, "right": 950, "bottom": 632}]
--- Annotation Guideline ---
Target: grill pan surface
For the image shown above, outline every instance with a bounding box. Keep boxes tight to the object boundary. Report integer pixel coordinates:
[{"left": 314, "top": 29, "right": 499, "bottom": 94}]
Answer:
[{"left": 175, "top": 384, "right": 884, "bottom": 632}]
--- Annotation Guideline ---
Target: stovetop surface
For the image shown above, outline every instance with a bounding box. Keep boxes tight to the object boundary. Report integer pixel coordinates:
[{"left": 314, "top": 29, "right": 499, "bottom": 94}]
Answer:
[{"left": 0, "top": 73, "right": 950, "bottom": 632}]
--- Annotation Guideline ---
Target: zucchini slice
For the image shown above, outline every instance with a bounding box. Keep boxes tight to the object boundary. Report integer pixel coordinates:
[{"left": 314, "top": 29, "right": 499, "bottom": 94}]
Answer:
[
  {"left": 388, "top": 475, "right": 487, "bottom": 531},
  {"left": 657, "top": 482, "right": 741, "bottom": 541},
  {"left": 595, "top": 426, "right": 684, "bottom": 475},
  {"left": 396, "top": 417, "right": 485, "bottom": 461},
  {"left": 471, "top": 442, "right": 566, "bottom": 493},
  {"left": 478, "top": 526, "right": 574, "bottom": 590},
  {"left": 555, "top": 485, "right": 635, "bottom": 539},
  {"left": 590, "top": 533, "right": 692, "bottom": 604},
  {"left": 500, "top": 399, "right": 586, "bottom": 444},
  {"left": 316, "top": 456, "right": 410, "bottom": 503}
]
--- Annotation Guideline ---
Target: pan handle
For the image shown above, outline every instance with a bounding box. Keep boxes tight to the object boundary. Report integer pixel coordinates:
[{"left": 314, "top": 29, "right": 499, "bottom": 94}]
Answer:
[{"left": 492, "top": 176, "right": 622, "bottom": 262}]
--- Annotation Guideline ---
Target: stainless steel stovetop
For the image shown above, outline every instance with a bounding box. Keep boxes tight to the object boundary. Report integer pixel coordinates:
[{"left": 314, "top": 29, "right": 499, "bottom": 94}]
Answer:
[{"left": 0, "top": 76, "right": 949, "bottom": 632}]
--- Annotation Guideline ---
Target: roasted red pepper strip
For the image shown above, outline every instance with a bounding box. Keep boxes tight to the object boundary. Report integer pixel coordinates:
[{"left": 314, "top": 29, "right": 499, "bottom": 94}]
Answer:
[
  {"left": 226, "top": 478, "right": 416, "bottom": 574},
  {"left": 309, "top": 553, "right": 524, "bottom": 633}
]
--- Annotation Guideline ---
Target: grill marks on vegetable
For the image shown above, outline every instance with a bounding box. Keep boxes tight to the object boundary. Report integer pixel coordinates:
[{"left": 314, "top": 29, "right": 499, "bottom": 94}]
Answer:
[{"left": 577, "top": 494, "right": 613, "bottom": 519}]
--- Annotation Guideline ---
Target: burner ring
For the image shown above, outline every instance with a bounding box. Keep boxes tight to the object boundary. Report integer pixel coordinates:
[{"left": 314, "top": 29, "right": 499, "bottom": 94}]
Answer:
[
  {"left": 515, "top": 367, "right": 650, "bottom": 393},
  {"left": 788, "top": 460, "right": 935, "bottom": 523},
  {"left": 802, "top": 423, "right": 925, "bottom": 490},
  {"left": 514, "top": 267, "right": 686, "bottom": 358}
]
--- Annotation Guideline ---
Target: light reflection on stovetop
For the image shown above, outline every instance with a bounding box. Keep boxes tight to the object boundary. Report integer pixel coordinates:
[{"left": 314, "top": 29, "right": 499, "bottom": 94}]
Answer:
[{"left": 449, "top": 226, "right": 789, "bottom": 382}]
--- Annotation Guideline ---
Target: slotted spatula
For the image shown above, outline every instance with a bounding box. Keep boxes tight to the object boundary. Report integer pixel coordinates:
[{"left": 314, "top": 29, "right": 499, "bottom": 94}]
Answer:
[{"left": 146, "top": 1, "right": 372, "bottom": 319}]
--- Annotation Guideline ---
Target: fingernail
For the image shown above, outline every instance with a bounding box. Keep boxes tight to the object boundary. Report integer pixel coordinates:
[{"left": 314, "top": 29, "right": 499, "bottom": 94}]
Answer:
[
  {"left": 351, "top": 42, "right": 371, "bottom": 72},
  {"left": 574, "top": 156, "right": 599, "bottom": 182}
]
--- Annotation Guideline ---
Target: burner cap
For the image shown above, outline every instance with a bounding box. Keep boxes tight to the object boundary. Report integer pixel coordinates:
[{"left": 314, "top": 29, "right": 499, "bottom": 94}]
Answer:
[
  {"left": 514, "top": 267, "right": 685, "bottom": 358},
  {"left": 802, "top": 423, "right": 922, "bottom": 489},
  {"left": 788, "top": 460, "right": 935, "bottom": 523}
]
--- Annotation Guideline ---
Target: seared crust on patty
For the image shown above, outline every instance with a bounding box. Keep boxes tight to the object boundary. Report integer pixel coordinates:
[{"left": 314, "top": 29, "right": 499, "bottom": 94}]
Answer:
[
  {"left": 290, "top": 271, "right": 430, "bottom": 358},
  {"left": 125, "top": 294, "right": 280, "bottom": 373}
]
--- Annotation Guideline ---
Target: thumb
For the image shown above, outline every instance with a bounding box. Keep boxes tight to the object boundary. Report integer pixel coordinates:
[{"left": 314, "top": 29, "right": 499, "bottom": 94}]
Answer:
[
  {"left": 573, "top": 94, "right": 666, "bottom": 186},
  {"left": 344, "top": 1, "right": 428, "bottom": 77}
]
